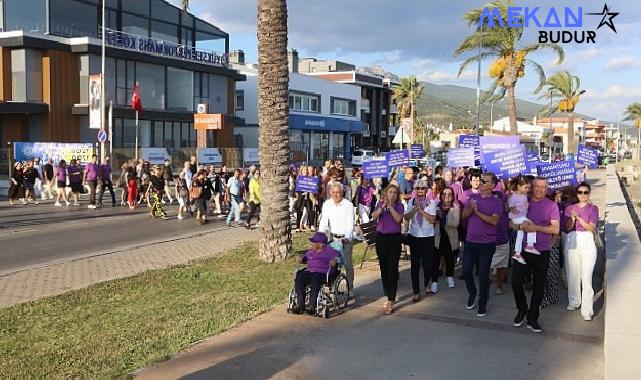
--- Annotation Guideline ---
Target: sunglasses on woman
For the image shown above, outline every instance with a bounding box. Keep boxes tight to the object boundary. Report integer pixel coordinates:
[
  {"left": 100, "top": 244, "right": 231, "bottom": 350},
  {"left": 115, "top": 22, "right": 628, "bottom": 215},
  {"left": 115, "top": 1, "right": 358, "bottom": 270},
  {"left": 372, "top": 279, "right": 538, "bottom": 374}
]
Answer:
[
  {"left": 577, "top": 190, "right": 590, "bottom": 195},
  {"left": 415, "top": 187, "right": 427, "bottom": 190}
]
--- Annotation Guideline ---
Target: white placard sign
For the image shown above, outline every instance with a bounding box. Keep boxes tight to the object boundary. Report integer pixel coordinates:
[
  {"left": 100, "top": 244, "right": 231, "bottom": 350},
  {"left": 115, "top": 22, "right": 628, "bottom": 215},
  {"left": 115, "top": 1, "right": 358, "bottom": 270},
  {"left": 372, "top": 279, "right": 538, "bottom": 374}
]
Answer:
[
  {"left": 198, "top": 148, "right": 223, "bottom": 164},
  {"left": 141, "top": 148, "right": 171, "bottom": 165}
]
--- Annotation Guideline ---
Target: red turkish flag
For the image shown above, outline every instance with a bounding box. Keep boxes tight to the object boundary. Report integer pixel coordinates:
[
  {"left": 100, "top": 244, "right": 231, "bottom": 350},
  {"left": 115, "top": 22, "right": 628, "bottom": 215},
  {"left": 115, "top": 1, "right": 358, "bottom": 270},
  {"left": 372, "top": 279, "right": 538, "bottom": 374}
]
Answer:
[{"left": 131, "top": 82, "right": 142, "bottom": 113}]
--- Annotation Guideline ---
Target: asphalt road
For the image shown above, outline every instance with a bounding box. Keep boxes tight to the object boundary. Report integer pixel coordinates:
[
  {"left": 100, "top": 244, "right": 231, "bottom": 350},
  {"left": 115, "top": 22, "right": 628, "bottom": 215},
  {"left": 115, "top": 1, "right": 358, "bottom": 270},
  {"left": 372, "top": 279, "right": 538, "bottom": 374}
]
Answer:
[{"left": 0, "top": 198, "right": 236, "bottom": 275}]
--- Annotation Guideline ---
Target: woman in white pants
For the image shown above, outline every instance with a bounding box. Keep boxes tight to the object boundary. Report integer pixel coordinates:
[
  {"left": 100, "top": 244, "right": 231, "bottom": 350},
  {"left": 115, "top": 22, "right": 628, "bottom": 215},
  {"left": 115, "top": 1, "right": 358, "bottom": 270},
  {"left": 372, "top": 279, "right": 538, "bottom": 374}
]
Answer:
[{"left": 564, "top": 182, "right": 599, "bottom": 321}]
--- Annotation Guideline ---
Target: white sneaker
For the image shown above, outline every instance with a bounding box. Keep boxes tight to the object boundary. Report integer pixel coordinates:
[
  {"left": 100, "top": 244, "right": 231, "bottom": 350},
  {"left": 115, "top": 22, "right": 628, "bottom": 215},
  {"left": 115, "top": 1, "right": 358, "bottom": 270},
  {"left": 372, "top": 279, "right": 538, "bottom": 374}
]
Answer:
[
  {"left": 54, "top": 202, "right": 62, "bottom": 207},
  {"left": 582, "top": 315, "right": 592, "bottom": 321},
  {"left": 66, "top": 201, "right": 71, "bottom": 207},
  {"left": 447, "top": 277, "right": 455, "bottom": 288},
  {"left": 177, "top": 215, "right": 184, "bottom": 220},
  {"left": 88, "top": 204, "right": 96, "bottom": 209},
  {"left": 431, "top": 282, "right": 439, "bottom": 294},
  {"left": 566, "top": 305, "right": 579, "bottom": 311}
]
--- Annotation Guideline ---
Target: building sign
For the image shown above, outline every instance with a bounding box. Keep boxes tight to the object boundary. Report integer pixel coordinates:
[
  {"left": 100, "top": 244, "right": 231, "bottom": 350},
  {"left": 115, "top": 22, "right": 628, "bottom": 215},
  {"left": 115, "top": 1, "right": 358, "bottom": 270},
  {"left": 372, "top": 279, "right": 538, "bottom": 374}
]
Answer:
[
  {"left": 14, "top": 142, "right": 94, "bottom": 164},
  {"left": 289, "top": 114, "right": 362, "bottom": 133},
  {"left": 198, "top": 148, "right": 223, "bottom": 164},
  {"left": 243, "top": 148, "right": 260, "bottom": 165},
  {"left": 105, "top": 29, "right": 228, "bottom": 67},
  {"left": 89, "top": 74, "right": 101, "bottom": 129},
  {"left": 194, "top": 113, "right": 223, "bottom": 130},
  {"left": 141, "top": 148, "right": 171, "bottom": 165}
]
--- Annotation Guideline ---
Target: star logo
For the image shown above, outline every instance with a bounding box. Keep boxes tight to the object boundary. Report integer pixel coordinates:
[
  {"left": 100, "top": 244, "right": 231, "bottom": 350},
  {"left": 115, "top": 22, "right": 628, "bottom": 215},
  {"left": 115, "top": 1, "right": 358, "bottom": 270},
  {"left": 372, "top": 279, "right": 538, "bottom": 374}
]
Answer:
[{"left": 586, "top": 3, "right": 620, "bottom": 33}]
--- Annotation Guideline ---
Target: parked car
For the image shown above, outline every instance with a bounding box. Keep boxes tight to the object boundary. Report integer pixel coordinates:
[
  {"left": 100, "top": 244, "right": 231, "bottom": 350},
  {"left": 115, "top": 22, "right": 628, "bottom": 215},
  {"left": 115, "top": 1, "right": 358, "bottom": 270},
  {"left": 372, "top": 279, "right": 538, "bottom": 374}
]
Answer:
[
  {"left": 624, "top": 150, "right": 633, "bottom": 160},
  {"left": 351, "top": 149, "right": 376, "bottom": 166}
]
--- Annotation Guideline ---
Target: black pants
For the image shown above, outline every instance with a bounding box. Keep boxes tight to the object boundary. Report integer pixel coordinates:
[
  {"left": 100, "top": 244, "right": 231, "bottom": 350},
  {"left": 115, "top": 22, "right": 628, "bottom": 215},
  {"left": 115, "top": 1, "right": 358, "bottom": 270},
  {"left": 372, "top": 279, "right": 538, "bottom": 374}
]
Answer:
[
  {"left": 437, "top": 234, "right": 457, "bottom": 278},
  {"left": 98, "top": 180, "right": 116, "bottom": 206},
  {"left": 462, "top": 242, "right": 495, "bottom": 311},
  {"left": 408, "top": 235, "right": 436, "bottom": 294},
  {"left": 296, "top": 197, "right": 316, "bottom": 227},
  {"left": 87, "top": 180, "right": 97, "bottom": 205},
  {"left": 295, "top": 270, "right": 325, "bottom": 311},
  {"left": 246, "top": 201, "right": 261, "bottom": 225},
  {"left": 376, "top": 233, "right": 402, "bottom": 301},
  {"left": 512, "top": 250, "right": 550, "bottom": 323}
]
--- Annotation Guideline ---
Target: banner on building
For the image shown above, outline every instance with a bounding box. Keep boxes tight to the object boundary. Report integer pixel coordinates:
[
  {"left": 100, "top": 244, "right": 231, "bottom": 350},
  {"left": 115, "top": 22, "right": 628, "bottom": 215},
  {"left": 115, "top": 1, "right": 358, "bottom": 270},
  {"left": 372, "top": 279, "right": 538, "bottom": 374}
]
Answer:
[
  {"left": 295, "top": 176, "right": 320, "bottom": 193},
  {"left": 447, "top": 148, "right": 476, "bottom": 168},
  {"left": 577, "top": 144, "right": 598, "bottom": 169},
  {"left": 536, "top": 159, "right": 578, "bottom": 191},
  {"left": 385, "top": 149, "right": 410, "bottom": 168},
  {"left": 483, "top": 146, "right": 527, "bottom": 179},
  {"left": 243, "top": 148, "right": 260, "bottom": 165},
  {"left": 14, "top": 142, "right": 94, "bottom": 164},
  {"left": 141, "top": 148, "right": 171, "bottom": 165},
  {"left": 89, "top": 74, "right": 102, "bottom": 129},
  {"left": 197, "top": 148, "right": 223, "bottom": 164},
  {"left": 363, "top": 159, "right": 389, "bottom": 179}
]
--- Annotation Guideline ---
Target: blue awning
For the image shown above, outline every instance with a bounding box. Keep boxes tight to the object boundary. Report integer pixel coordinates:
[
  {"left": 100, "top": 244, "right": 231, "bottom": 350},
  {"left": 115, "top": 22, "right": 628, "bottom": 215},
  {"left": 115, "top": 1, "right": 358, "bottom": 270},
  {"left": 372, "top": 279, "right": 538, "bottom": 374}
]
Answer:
[{"left": 289, "top": 114, "right": 363, "bottom": 134}]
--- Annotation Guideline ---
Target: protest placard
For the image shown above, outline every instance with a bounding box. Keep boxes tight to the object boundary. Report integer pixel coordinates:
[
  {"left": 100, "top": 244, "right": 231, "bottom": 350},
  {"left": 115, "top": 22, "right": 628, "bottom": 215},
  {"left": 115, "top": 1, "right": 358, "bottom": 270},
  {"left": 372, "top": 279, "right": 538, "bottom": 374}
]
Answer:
[
  {"left": 363, "top": 159, "right": 389, "bottom": 179},
  {"left": 410, "top": 144, "right": 425, "bottom": 159},
  {"left": 479, "top": 136, "right": 520, "bottom": 163},
  {"left": 536, "top": 159, "right": 578, "bottom": 190},
  {"left": 295, "top": 176, "right": 320, "bottom": 193},
  {"left": 482, "top": 146, "right": 527, "bottom": 178},
  {"left": 526, "top": 152, "right": 540, "bottom": 175},
  {"left": 385, "top": 150, "right": 410, "bottom": 168},
  {"left": 458, "top": 134, "right": 481, "bottom": 163},
  {"left": 447, "top": 148, "right": 476, "bottom": 167},
  {"left": 577, "top": 145, "right": 598, "bottom": 169}
]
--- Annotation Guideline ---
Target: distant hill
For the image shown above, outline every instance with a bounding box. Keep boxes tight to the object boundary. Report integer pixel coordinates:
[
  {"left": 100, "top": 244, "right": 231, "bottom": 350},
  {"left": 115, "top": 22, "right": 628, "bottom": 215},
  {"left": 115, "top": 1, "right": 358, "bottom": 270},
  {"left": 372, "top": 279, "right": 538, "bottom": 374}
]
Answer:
[{"left": 415, "top": 82, "right": 594, "bottom": 129}]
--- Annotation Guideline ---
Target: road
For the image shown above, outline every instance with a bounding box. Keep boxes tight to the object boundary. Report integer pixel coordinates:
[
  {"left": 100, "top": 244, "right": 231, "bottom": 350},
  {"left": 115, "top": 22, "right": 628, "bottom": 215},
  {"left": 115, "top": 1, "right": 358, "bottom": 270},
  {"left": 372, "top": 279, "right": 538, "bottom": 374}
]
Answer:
[{"left": 0, "top": 199, "right": 234, "bottom": 275}]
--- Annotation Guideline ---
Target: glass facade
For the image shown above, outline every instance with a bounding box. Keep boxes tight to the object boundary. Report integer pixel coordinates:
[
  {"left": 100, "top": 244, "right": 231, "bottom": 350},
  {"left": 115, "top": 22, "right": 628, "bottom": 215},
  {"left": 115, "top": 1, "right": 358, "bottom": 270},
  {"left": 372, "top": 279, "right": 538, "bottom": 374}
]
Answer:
[
  {"left": 3, "top": 0, "right": 46, "bottom": 33},
  {"left": 11, "top": 49, "right": 42, "bottom": 102},
  {"left": 50, "top": 0, "right": 98, "bottom": 37},
  {"left": 167, "top": 67, "right": 193, "bottom": 111},
  {"left": 112, "top": 118, "right": 197, "bottom": 149},
  {"left": 135, "top": 62, "right": 165, "bottom": 110}
]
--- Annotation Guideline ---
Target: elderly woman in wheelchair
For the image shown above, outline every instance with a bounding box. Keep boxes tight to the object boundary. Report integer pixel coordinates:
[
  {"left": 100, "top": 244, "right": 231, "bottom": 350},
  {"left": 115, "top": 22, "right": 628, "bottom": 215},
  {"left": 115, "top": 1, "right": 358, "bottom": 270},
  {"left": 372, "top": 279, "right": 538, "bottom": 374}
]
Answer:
[{"left": 288, "top": 232, "right": 350, "bottom": 318}]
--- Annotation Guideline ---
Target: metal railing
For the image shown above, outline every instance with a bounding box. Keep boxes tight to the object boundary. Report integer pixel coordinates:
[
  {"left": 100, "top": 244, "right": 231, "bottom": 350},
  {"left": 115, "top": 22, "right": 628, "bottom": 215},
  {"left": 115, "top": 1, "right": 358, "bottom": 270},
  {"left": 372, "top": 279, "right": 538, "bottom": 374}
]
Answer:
[{"left": 110, "top": 148, "right": 243, "bottom": 175}]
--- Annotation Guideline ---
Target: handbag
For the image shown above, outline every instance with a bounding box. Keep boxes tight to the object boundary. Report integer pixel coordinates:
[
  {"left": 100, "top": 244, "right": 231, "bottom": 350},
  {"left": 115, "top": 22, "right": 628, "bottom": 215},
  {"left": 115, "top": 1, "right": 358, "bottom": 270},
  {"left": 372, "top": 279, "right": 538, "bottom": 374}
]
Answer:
[
  {"left": 591, "top": 205, "right": 604, "bottom": 249},
  {"left": 190, "top": 185, "right": 203, "bottom": 199}
]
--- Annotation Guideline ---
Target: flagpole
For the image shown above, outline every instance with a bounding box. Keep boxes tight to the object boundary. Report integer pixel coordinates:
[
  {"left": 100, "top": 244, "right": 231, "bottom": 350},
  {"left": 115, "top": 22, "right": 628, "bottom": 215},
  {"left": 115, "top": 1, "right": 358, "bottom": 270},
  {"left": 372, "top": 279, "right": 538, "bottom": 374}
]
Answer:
[
  {"left": 109, "top": 100, "right": 113, "bottom": 167},
  {"left": 100, "top": 0, "right": 106, "bottom": 164},
  {"left": 135, "top": 110, "right": 139, "bottom": 161}
]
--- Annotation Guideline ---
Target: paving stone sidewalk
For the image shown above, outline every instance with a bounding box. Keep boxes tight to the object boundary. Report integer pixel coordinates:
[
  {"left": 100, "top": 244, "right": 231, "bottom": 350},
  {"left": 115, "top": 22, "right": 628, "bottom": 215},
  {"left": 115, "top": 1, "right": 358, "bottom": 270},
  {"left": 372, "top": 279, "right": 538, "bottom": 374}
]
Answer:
[{"left": 0, "top": 227, "right": 258, "bottom": 308}]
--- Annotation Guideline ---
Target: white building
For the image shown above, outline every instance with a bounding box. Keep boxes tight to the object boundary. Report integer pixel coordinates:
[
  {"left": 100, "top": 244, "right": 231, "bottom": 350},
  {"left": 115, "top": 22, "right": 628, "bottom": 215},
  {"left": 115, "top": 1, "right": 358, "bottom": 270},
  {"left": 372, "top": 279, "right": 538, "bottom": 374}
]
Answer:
[
  {"left": 231, "top": 53, "right": 362, "bottom": 163},
  {"left": 491, "top": 116, "right": 543, "bottom": 138}
]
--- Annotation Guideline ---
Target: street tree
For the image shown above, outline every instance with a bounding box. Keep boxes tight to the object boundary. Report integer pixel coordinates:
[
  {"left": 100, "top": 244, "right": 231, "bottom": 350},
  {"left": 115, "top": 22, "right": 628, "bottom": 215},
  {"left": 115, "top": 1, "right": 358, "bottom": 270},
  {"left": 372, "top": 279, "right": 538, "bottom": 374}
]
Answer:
[
  {"left": 393, "top": 76, "right": 424, "bottom": 119},
  {"left": 538, "top": 71, "right": 585, "bottom": 154},
  {"left": 454, "top": 0, "right": 564, "bottom": 134},
  {"left": 623, "top": 103, "right": 641, "bottom": 161}
]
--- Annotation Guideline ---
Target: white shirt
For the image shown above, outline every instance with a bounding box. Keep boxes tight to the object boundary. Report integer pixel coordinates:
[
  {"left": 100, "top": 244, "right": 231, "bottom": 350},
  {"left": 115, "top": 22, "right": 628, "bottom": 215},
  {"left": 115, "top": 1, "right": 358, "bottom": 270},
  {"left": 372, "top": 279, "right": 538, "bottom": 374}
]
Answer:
[
  {"left": 405, "top": 198, "right": 438, "bottom": 238},
  {"left": 319, "top": 198, "right": 355, "bottom": 240}
]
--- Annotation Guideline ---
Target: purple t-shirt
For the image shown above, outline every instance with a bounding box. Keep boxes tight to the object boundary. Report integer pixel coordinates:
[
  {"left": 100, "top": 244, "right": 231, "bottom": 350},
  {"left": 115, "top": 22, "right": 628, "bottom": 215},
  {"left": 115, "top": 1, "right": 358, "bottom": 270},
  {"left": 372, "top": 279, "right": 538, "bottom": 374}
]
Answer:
[
  {"left": 465, "top": 193, "right": 504, "bottom": 244},
  {"left": 85, "top": 163, "right": 99, "bottom": 181},
  {"left": 526, "top": 197, "right": 560, "bottom": 251},
  {"left": 458, "top": 188, "right": 479, "bottom": 207},
  {"left": 55, "top": 167, "right": 67, "bottom": 182},
  {"left": 376, "top": 202, "right": 404, "bottom": 234},
  {"left": 357, "top": 185, "right": 375, "bottom": 207},
  {"left": 100, "top": 164, "right": 112, "bottom": 179},
  {"left": 67, "top": 165, "right": 81, "bottom": 183},
  {"left": 565, "top": 204, "right": 599, "bottom": 232},
  {"left": 450, "top": 182, "right": 464, "bottom": 203},
  {"left": 304, "top": 245, "right": 340, "bottom": 274},
  {"left": 493, "top": 192, "right": 510, "bottom": 245}
]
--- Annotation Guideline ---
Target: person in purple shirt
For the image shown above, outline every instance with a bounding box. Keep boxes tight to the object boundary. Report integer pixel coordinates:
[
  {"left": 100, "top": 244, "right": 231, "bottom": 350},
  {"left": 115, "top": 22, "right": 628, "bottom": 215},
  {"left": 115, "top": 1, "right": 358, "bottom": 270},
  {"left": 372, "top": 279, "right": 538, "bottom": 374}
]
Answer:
[
  {"left": 510, "top": 177, "right": 560, "bottom": 333},
  {"left": 83, "top": 155, "right": 99, "bottom": 209},
  {"left": 461, "top": 173, "right": 503, "bottom": 317},
  {"left": 67, "top": 159, "right": 83, "bottom": 206},
  {"left": 355, "top": 177, "right": 376, "bottom": 224},
  {"left": 490, "top": 190, "right": 510, "bottom": 295},
  {"left": 293, "top": 232, "right": 340, "bottom": 315},
  {"left": 54, "top": 159, "right": 71, "bottom": 207},
  {"left": 564, "top": 182, "right": 599, "bottom": 321},
  {"left": 371, "top": 184, "right": 404, "bottom": 315},
  {"left": 98, "top": 155, "right": 117, "bottom": 208}
]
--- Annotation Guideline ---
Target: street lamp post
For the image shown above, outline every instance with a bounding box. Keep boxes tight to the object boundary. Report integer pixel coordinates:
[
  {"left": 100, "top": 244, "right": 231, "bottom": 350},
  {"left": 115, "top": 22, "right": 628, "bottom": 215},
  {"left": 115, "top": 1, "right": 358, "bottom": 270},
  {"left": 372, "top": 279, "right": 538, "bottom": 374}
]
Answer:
[{"left": 475, "top": 26, "right": 482, "bottom": 133}]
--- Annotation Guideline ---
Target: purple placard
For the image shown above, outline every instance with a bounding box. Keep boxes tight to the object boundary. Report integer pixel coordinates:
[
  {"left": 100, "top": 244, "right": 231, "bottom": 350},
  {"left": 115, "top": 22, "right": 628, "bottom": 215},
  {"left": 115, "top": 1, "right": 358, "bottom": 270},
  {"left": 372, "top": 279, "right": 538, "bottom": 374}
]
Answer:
[
  {"left": 458, "top": 134, "right": 481, "bottom": 163},
  {"left": 385, "top": 149, "right": 410, "bottom": 168},
  {"left": 577, "top": 145, "right": 598, "bottom": 169},
  {"left": 363, "top": 160, "right": 389, "bottom": 179},
  {"left": 479, "top": 136, "right": 520, "bottom": 163},
  {"left": 410, "top": 144, "right": 425, "bottom": 159},
  {"left": 295, "top": 176, "right": 320, "bottom": 193},
  {"left": 526, "top": 152, "right": 540, "bottom": 175},
  {"left": 483, "top": 146, "right": 527, "bottom": 179},
  {"left": 447, "top": 148, "right": 476, "bottom": 167},
  {"left": 536, "top": 159, "right": 578, "bottom": 191}
]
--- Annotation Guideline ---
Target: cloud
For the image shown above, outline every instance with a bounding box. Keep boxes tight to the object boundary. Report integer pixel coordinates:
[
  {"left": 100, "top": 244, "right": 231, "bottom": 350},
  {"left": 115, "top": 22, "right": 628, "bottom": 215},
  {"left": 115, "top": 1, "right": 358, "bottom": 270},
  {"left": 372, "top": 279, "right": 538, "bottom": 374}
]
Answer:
[
  {"left": 604, "top": 57, "right": 641, "bottom": 71},
  {"left": 577, "top": 48, "right": 600, "bottom": 60},
  {"left": 417, "top": 69, "right": 478, "bottom": 83}
]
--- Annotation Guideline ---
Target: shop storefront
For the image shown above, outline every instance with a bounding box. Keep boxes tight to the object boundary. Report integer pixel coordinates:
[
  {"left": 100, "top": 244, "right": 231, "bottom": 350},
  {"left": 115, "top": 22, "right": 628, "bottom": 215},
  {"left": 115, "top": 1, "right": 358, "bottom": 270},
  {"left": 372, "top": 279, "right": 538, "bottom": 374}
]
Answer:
[{"left": 288, "top": 114, "right": 363, "bottom": 164}]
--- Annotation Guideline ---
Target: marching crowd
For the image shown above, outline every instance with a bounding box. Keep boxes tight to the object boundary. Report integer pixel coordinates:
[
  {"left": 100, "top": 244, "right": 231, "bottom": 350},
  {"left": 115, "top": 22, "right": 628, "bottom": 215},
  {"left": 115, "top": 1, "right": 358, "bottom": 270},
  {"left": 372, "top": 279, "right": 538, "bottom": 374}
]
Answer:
[
  {"left": 8, "top": 155, "right": 263, "bottom": 228},
  {"left": 290, "top": 161, "right": 601, "bottom": 333}
]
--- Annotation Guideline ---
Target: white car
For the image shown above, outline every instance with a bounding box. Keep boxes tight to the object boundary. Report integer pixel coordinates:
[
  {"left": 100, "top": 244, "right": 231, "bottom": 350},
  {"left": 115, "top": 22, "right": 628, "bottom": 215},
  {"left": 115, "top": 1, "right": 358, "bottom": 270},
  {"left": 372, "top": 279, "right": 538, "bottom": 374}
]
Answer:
[{"left": 351, "top": 149, "right": 376, "bottom": 166}]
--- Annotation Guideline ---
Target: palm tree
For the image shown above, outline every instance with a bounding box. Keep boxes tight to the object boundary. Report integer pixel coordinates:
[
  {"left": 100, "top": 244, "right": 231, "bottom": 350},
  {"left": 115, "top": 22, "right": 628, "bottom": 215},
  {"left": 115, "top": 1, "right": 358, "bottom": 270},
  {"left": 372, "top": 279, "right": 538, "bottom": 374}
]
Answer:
[
  {"left": 181, "top": 0, "right": 189, "bottom": 12},
  {"left": 454, "top": 0, "right": 564, "bottom": 134},
  {"left": 256, "top": 0, "right": 292, "bottom": 262},
  {"left": 538, "top": 71, "right": 585, "bottom": 154},
  {"left": 392, "top": 76, "right": 424, "bottom": 119},
  {"left": 623, "top": 103, "right": 641, "bottom": 161}
]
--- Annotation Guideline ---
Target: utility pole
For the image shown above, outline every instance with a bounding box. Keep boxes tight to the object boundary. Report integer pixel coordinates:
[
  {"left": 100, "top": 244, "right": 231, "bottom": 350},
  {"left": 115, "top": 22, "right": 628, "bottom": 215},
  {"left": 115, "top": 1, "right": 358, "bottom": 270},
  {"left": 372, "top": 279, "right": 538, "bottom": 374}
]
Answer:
[
  {"left": 100, "top": 0, "right": 106, "bottom": 163},
  {"left": 475, "top": 26, "right": 482, "bottom": 133},
  {"left": 549, "top": 90, "right": 553, "bottom": 162}
]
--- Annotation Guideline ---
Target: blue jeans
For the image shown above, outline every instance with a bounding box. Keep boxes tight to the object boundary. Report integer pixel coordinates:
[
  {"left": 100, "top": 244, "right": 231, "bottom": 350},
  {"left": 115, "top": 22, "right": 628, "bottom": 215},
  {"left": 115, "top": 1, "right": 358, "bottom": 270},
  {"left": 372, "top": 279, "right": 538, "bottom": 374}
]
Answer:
[
  {"left": 462, "top": 242, "right": 495, "bottom": 311},
  {"left": 226, "top": 196, "right": 241, "bottom": 224}
]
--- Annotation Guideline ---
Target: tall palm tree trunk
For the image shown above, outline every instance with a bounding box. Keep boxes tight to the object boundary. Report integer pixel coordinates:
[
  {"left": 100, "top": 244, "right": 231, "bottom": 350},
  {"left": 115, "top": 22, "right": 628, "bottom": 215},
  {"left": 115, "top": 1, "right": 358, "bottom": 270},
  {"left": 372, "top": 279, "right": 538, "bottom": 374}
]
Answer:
[
  {"left": 257, "top": 0, "right": 291, "bottom": 262},
  {"left": 567, "top": 112, "right": 575, "bottom": 154},
  {"left": 506, "top": 85, "right": 518, "bottom": 134}
]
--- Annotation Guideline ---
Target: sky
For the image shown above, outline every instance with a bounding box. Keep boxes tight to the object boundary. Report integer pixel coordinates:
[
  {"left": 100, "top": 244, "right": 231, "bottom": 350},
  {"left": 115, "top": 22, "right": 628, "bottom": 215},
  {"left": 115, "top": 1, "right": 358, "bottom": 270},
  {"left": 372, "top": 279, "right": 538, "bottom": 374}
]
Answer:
[{"left": 171, "top": 0, "right": 641, "bottom": 124}]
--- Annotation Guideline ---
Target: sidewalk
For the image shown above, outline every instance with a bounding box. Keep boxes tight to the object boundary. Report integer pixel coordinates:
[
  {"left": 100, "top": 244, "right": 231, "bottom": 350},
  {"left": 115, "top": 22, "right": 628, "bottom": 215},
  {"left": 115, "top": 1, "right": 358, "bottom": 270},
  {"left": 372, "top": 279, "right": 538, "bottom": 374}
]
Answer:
[
  {"left": 0, "top": 227, "right": 258, "bottom": 307},
  {"left": 136, "top": 170, "right": 608, "bottom": 380}
]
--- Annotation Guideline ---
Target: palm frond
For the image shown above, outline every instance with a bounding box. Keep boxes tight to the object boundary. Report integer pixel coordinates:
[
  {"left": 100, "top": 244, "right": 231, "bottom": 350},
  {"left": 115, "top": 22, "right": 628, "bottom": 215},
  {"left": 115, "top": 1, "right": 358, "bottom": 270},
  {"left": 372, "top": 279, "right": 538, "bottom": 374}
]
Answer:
[
  {"left": 527, "top": 59, "right": 547, "bottom": 94},
  {"left": 522, "top": 42, "right": 565, "bottom": 64},
  {"left": 457, "top": 52, "right": 498, "bottom": 77}
]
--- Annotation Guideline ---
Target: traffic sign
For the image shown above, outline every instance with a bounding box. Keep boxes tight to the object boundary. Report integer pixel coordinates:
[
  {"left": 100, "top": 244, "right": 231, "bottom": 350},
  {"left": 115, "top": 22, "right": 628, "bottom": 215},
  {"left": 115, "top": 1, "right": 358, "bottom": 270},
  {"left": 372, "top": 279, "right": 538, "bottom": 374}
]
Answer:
[{"left": 97, "top": 129, "right": 107, "bottom": 143}]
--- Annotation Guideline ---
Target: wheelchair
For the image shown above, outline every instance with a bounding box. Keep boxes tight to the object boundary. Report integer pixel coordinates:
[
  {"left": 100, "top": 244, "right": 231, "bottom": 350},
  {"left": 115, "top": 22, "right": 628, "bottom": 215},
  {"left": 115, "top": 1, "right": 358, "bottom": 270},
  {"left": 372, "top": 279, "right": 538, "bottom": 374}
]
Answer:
[{"left": 286, "top": 258, "right": 351, "bottom": 319}]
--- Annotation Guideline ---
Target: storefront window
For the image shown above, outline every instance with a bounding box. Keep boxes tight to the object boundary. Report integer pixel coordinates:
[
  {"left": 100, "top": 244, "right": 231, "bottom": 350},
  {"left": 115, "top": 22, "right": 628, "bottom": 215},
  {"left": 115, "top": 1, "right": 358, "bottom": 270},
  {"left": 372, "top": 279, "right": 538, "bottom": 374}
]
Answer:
[
  {"left": 4, "top": 0, "right": 46, "bottom": 33},
  {"left": 50, "top": 0, "right": 98, "bottom": 37},
  {"left": 331, "top": 133, "right": 345, "bottom": 158},
  {"left": 136, "top": 62, "right": 165, "bottom": 110},
  {"left": 167, "top": 67, "right": 193, "bottom": 111},
  {"left": 11, "top": 49, "right": 42, "bottom": 102},
  {"left": 209, "top": 74, "right": 227, "bottom": 113},
  {"left": 163, "top": 122, "right": 173, "bottom": 149},
  {"left": 173, "top": 122, "right": 181, "bottom": 149},
  {"left": 153, "top": 121, "right": 164, "bottom": 148},
  {"left": 311, "top": 132, "right": 329, "bottom": 162},
  {"left": 122, "top": 13, "right": 148, "bottom": 37},
  {"left": 151, "top": 20, "right": 178, "bottom": 43},
  {"left": 188, "top": 123, "right": 196, "bottom": 147},
  {"left": 181, "top": 27, "right": 194, "bottom": 46}
]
